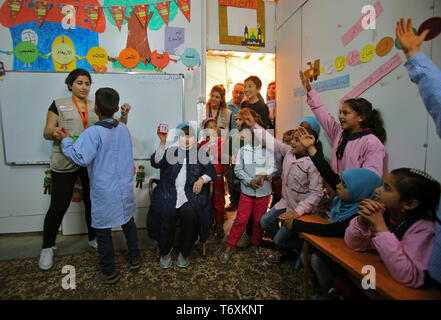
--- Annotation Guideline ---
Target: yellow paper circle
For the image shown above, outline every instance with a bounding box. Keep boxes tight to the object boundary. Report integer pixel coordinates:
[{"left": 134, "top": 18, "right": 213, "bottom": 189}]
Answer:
[
  {"left": 52, "top": 42, "right": 75, "bottom": 65},
  {"left": 87, "top": 46, "right": 108, "bottom": 67},
  {"left": 360, "top": 44, "right": 376, "bottom": 63},
  {"left": 335, "top": 56, "right": 347, "bottom": 72}
]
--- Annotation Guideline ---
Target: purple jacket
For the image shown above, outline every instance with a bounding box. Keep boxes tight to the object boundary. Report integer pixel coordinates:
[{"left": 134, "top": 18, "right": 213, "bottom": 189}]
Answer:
[
  {"left": 254, "top": 125, "right": 323, "bottom": 215},
  {"left": 344, "top": 216, "right": 435, "bottom": 288},
  {"left": 307, "top": 89, "right": 385, "bottom": 177}
]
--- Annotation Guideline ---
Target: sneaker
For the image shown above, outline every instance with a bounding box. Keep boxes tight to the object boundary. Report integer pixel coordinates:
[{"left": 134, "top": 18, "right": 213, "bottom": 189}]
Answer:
[
  {"left": 266, "top": 251, "right": 284, "bottom": 264},
  {"left": 159, "top": 252, "right": 172, "bottom": 269},
  {"left": 88, "top": 238, "right": 98, "bottom": 251},
  {"left": 220, "top": 251, "right": 232, "bottom": 263},
  {"left": 39, "top": 247, "right": 54, "bottom": 270},
  {"left": 176, "top": 252, "right": 190, "bottom": 268},
  {"left": 94, "top": 272, "right": 120, "bottom": 284},
  {"left": 236, "top": 232, "right": 251, "bottom": 248},
  {"left": 128, "top": 260, "right": 140, "bottom": 270}
]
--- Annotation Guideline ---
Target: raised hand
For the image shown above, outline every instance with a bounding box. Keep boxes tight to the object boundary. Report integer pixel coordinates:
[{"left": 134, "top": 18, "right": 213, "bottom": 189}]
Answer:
[
  {"left": 157, "top": 125, "right": 168, "bottom": 145},
  {"left": 299, "top": 70, "right": 312, "bottom": 92},
  {"left": 396, "top": 18, "right": 429, "bottom": 59},
  {"left": 240, "top": 108, "right": 256, "bottom": 128},
  {"left": 296, "top": 126, "right": 315, "bottom": 148},
  {"left": 120, "top": 103, "right": 131, "bottom": 117}
]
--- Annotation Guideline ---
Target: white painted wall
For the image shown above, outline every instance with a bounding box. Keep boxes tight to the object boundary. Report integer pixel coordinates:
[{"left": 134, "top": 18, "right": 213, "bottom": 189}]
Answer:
[{"left": 276, "top": 0, "right": 441, "bottom": 181}]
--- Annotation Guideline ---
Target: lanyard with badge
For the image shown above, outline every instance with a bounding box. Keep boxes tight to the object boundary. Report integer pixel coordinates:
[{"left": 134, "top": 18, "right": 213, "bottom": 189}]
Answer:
[{"left": 72, "top": 97, "right": 88, "bottom": 129}]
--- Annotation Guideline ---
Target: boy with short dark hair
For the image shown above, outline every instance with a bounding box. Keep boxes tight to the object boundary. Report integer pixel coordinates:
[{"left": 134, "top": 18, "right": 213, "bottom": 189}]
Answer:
[{"left": 60, "top": 87, "right": 139, "bottom": 284}]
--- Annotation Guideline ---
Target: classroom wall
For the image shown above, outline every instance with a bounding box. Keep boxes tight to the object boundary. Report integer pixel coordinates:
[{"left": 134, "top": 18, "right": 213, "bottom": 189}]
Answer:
[
  {"left": 276, "top": 0, "right": 441, "bottom": 183},
  {"left": 0, "top": 0, "right": 278, "bottom": 235},
  {"left": 0, "top": 0, "right": 206, "bottom": 234}
]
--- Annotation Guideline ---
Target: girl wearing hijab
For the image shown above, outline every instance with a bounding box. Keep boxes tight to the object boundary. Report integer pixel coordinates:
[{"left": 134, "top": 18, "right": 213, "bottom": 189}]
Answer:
[{"left": 280, "top": 127, "right": 383, "bottom": 299}]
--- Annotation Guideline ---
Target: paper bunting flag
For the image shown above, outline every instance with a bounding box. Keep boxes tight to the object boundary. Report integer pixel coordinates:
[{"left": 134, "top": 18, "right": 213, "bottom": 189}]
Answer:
[
  {"left": 132, "top": 4, "right": 149, "bottom": 28},
  {"left": 109, "top": 6, "right": 126, "bottom": 31},
  {"left": 7, "top": 0, "right": 25, "bottom": 22},
  {"left": 33, "top": 1, "right": 51, "bottom": 28},
  {"left": 85, "top": 5, "right": 102, "bottom": 31},
  {"left": 175, "top": 0, "right": 190, "bottom": 23},
  {"left": 155, "top": 1, "right": 170, "bottom": 26}
]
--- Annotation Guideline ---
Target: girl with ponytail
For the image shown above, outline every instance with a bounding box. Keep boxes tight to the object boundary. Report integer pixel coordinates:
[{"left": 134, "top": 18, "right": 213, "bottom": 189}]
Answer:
[
  {"left": 345, "top": 168, "right": 440, "bottom": 288},
  {"left": 299, "top": 72, "right": 386, "bottom": 177}
]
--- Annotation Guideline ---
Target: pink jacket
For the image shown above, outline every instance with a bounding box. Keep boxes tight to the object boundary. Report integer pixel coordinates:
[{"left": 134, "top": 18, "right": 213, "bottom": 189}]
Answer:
[
  {"left": 344, "top": 216, "right": 435, "bottom": 288},
  {"left": 254, "top": 126, "right": 323, "bottom": 215},
  {"left": 307, "top": 89, "right": 385, "bottom": 177}
]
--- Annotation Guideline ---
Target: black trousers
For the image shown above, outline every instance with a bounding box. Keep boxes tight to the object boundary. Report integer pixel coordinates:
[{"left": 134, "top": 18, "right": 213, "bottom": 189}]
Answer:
[
  {"left": 159, "top": 202, "right": 200, "bottom": 258},
  {"left": 42, "top": 167, "right": 95, "bottom": 248},
  {"left": 225, "top": 165, "right": 241, "bottom": 207}
]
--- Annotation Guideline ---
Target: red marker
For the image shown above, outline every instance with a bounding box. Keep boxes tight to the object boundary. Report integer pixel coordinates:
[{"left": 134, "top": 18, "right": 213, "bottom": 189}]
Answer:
[{"left": 61, "top": 127, "right": 67, "bottom": 134}]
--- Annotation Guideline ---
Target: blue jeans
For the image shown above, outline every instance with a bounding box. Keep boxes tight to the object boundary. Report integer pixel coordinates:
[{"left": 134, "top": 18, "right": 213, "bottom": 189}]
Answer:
[
  {"left": 260, "top": 207, "right": 302, "bottom": 252},
  {"left": 95, "top": 217, "right": 140, "bottom": 276},
  {"left": 260, "top": 207, "right": 286, "bottom": 239}
]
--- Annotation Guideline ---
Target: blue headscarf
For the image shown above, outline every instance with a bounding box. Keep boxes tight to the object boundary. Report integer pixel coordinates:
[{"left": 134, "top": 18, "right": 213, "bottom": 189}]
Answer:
[
  {"left": 301, "top": 116, "right": 320, "bottom": 136},
  {"left": 331, "top": 168, "right": 383, "bottom": 222}
]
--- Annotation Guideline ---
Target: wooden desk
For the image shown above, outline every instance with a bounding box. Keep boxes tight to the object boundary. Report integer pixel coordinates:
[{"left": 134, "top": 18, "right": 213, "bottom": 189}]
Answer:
[{"left": 297, "top": 214, "right": 441, "bottom": 300}]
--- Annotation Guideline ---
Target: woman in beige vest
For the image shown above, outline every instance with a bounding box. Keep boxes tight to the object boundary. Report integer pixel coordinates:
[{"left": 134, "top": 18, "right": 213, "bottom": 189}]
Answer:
[
  {"left": 205, "top": 85, "right": 231, "bottom": 134},
  {"left": 39, "top": 69, "right": 131, "bottom": 270}
]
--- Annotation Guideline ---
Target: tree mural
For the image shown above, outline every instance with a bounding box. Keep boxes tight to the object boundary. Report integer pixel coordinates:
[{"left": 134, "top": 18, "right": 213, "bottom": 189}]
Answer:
[{"left": 103, "top": 0, "right": 179, "bottom": 70}]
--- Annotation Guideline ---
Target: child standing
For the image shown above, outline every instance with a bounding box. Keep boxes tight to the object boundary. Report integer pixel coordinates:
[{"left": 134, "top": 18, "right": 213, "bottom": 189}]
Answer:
[
  {"left": 200, "top": 117, "right": 227, "bottom": 241},
  {"left": 345, "top": 168, "right": 440, "bottom": 288},
  {"left": 60, "top": 88, "right": 139, "bottom": 284},
  {"left": 299, "top": 72, "right": 386, "bottom": 177},
  {"left": 225, "top": 113, "right": 245, "bottom": 212},
  {"left": 221, "top": 108, "right": 276, "bottom": 261}
]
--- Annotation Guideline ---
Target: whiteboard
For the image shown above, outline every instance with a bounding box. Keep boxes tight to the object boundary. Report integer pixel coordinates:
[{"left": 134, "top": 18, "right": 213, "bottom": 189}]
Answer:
[{"left": 0, "top": 71, "right": 184, "bottom": 164}]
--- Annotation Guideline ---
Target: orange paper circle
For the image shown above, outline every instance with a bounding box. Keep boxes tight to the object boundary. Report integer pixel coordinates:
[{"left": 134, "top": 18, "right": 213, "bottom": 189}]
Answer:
[
  {"left": 118, "top": 48, "right": 140, "bottom": 69},
  {"left": 376, "top": 37, "right": 394, "bottom": 57}
]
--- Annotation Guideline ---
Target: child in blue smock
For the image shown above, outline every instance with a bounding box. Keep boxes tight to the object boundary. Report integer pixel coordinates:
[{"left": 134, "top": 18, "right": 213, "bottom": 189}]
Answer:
[{"left": 61, "top": 87, "right": 139, "bottom": 284}]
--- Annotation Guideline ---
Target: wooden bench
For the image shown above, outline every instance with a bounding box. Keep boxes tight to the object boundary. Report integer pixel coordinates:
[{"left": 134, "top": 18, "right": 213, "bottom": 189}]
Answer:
[{"left": 297, "top": 213, "right": 441, "bottom": 300}]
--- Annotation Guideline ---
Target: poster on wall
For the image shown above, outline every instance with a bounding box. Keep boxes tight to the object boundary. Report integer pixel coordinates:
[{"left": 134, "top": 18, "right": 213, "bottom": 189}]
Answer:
[
  {"left": 218, "top": 0, "right": 265, "bottom": 49},
  {"left": 0, "top": 0, "right": 196, "bottom": 73},
  {"left": 0, "top": 0, "right": 105, "bottom": 71}
]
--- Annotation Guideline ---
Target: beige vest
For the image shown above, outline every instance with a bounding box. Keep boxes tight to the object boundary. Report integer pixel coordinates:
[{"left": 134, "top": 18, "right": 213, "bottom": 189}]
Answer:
[
  {"left": 206, "top": 107, "right": 232, "bottom": 132},
  {"left": 50, "top": 97, "right": 98, "bottom": 172}
]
